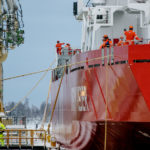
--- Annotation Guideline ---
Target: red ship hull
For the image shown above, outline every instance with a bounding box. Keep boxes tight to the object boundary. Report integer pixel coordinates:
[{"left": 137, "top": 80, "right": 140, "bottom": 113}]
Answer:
[{"left": 51, "top": 45, "right": 150, "bottom": 150}]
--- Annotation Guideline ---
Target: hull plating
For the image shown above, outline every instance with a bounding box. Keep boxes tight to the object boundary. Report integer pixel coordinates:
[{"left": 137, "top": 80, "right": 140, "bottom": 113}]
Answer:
[{"left": 51, "top": 45, "right": 150, "bottom": 149}]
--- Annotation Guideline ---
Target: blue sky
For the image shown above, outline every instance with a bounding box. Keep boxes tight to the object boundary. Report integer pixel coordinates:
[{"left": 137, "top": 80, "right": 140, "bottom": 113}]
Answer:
[{"left": 3, "top": 0, "right": 81, "bottom": 107}]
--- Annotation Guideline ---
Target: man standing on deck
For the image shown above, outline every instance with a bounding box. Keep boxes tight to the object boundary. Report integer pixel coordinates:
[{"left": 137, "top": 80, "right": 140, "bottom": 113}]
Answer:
[
  {"left": 117, "top": 36, "right": 125, "bottom": 46},
  {"left": 0, "top": 118, "right": 5, "bottom": 146},
  {"left": 99, "top": 35, "right": 113, "bottom": 49},
  {"left": 56, "top": 41, "right": 65, "bottom": 55},
  {"left": 124, "top": 26, "right": 141, "bottom": 45}
]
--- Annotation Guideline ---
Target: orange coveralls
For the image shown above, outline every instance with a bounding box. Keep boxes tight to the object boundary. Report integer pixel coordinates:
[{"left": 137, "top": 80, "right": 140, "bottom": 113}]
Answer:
[
  {"left": 117, "top": 40, "right": 125, "bottom": 46},
  {"left": 100, "top": 39, "right": 113, "bottom": 49},
  {"left": 124, "top": 30, "right": 140, "bottom": 45},
  {"left": 56, "top": 43, "right": 64, "bottom": 55}
]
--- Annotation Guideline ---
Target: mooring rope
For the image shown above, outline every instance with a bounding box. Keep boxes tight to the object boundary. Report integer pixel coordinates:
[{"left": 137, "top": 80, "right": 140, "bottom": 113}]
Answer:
[
  {"left": 47, "top": 67, "right": 65, "bottom": 134},
  {"left": 2, "top": 55, "right": 122, "bottom": 81},
  {"left": 6, "top": 60, "right": 55, "bottom": 113},
  {"left": 40, "top": 77, "right": 52, "bottom": 129}
]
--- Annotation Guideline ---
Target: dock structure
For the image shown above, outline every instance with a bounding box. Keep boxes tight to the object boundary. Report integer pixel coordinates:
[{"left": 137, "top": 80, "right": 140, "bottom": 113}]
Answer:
[{"left": 0, "top": 129, "right": 60, "bottom": 150}]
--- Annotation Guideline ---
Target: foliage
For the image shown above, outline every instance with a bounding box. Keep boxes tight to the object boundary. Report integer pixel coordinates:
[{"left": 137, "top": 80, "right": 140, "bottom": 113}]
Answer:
[{"left": 5, "top": 99, "right": 51, "bottom": 121}]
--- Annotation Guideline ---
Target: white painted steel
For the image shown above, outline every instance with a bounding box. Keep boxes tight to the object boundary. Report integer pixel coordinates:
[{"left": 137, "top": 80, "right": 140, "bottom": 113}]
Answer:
[{"left": 76, "top": 0, "right": 150, "bottom": 52}]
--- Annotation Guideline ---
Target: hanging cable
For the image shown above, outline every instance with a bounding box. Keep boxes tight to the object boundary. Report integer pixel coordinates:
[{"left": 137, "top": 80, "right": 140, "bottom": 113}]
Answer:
[
  {"left": 40, "top": 77, "right": 52, "bottom": 129},
  {"left": 6, "top": 59, "right": 55, "bottom": 113},
  {"left": 2, "top": 55, "right": 122, "bottom": 81},
  {"left": 6, "top": 71, "right": 48, "bottom": 113},
  {"left": 3, "top": 68, "right": 52, "bottom": 81},
  {"left": 47, "top": 67, "right": 65, "bottom": 134}
]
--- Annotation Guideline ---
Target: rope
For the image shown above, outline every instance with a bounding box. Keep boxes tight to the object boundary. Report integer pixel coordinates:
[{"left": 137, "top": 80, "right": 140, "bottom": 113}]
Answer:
[
  {"left": 6, "top": 71, "right": 47, "bottom": 113},
  {"left": 6, "top": 60, "right": 55, "bottom": 113},
  {"left": 3, "top": 68, "right": 52, "bottom": 81},
  {"left": 40, "top": 77, "right": 52, "bottom": 129},
  {"left": 46, "top": 103, "right": 52, "bottom": 135},
  {"left": 3, "top": 55, "right": 121, "bottom": 81},
  {"left": 47, "top": 67, "right": 65, "bottom": 133},
  {"left": 104, "top": 65, "right": 108, "bottom": 150}
]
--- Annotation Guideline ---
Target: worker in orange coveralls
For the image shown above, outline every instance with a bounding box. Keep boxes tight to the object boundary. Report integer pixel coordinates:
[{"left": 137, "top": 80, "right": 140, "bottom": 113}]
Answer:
[
  {"left": 117, "top": 36, "right": 125, "bottom": 46},
  {"left": 56, "top": 41, "right": 65, "bottom": 55},
  {"left": 99, "top": 35, "right": 113, "bottom": 49},
  {"left": 124, "top": 26, "right": 141, "bottom": 45}
]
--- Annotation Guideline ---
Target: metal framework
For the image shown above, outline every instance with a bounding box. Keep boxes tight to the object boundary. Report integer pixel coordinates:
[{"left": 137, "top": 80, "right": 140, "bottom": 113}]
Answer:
[{"left": 0, "top": 129, "right": 47, "bottom": 148}]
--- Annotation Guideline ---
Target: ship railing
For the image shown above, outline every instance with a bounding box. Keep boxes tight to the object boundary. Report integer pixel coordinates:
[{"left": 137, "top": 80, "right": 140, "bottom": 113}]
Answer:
[
  {"left": 3, "top": 116, "right": 27, "bottom": 127},
  {"left": 101, "top": 47, "right": 114, "bottom": 66},
  {"left": 134, "top": 39, "right": 150, "bottom": 45},
  {"left": 61, "top": 47, "right": 81, "bottom": 57},
  {"left": 101, "top": 38, "right": 150, "bottom": 66},
  {"left": 122, "top": 39, "right": 150, "bottom": 45},
  {"left": 54, "top": 48, "right": 81, "bottom": 81},
  {"left": 0, "top": 129, "right": 46, "bottom": 147}
]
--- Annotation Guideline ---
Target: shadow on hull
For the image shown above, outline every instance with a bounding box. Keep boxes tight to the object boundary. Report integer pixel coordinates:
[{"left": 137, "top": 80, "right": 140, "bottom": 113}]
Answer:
[
  {"left": 83, "top": 121, "right": 150, "bottom": 150},
  {"left": 59, "top": 121, "right": 150, "bottom": 150}
]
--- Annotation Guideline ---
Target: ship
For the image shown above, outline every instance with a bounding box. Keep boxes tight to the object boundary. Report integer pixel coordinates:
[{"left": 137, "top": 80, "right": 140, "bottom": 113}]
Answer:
[{"left": 50, "top": 0, "right": 150, "bottom": 150}]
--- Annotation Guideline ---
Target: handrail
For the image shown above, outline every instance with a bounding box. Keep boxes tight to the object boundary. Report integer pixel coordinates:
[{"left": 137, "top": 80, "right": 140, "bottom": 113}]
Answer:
[{"left": 0, "top": 129, "right": 47, "bottom": 147}]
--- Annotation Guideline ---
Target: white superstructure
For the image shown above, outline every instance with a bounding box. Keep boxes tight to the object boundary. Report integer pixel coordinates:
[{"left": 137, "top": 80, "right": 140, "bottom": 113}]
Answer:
[{"left": 74, "top": 0, "right": 150, "bottom": 52}]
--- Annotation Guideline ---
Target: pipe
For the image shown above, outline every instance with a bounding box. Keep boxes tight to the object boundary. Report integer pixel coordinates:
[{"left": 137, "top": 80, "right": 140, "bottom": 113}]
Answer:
[
  {"left": 1, "top": 0, "right": 7, "bottom": 14},
  {"left": 12, "top": 0, "right": 18, "bottom": 11},
  {"left": 6, "top": 0, "right": 14, "bottom": 13}
]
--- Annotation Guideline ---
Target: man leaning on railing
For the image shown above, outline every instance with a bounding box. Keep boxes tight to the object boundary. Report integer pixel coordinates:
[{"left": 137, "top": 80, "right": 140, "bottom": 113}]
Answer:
[
  {"left": 0, "top": 118, "right": 5, "bottom": 146},
  {"left": 99, "top": 35, "right": 113, "bottom": 49}
]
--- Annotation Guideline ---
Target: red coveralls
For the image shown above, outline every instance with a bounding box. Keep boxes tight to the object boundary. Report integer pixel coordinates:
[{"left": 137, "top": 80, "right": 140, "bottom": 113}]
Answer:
[{"left": 124, "top": 30, "right": 140, "bottom": 45}]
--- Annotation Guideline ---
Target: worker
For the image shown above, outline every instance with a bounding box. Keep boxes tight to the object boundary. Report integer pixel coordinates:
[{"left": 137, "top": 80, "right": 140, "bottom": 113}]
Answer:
[
  {"left": 99, "top": 35, "right": 113, "bottom": 49},
  {"left": 65, "top": 43, "right": 72, "bottom": 55},
  {"left": 0, "top": 118, "right": 5, "bottom": 146},
  {"left": 65, "top": 43, "right": 71, "bottom": 49},
  {"left": 117, "top": 36, "right": 125, "bottom": 46},
  {"left": 124, "top": 26, "right": 141, "bottom": 45},
  {"left": 55, "top": 41, "right": 65, "bottom": 55}
]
